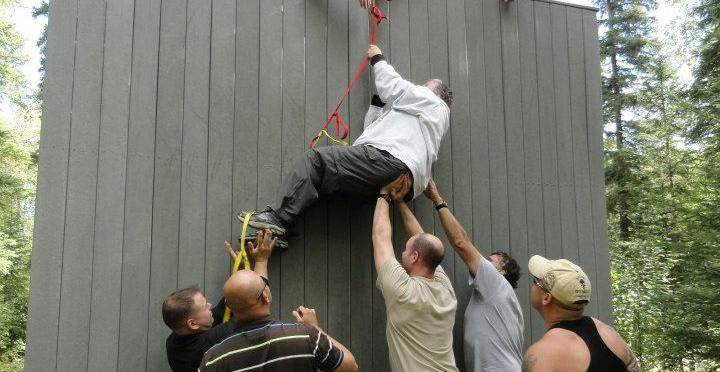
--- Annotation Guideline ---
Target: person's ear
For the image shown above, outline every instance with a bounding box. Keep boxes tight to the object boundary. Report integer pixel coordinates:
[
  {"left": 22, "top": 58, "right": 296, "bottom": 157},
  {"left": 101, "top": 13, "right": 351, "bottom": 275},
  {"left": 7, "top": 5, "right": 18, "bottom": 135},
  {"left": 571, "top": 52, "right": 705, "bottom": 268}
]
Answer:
[
  {"left": 186, "top": 317, "right": 199, "bottom": 331},
  {"left": 542, "top": 292, "right": 552, "bottom": 306}
]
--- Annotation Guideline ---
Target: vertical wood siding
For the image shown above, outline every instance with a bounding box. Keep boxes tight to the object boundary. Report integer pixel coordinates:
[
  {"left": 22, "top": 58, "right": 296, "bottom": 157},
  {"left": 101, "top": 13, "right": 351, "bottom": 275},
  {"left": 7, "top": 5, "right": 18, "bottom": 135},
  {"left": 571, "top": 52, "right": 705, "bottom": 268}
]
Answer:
[{"left": 26, "top": 0, "right": 609, "bottom": 370}]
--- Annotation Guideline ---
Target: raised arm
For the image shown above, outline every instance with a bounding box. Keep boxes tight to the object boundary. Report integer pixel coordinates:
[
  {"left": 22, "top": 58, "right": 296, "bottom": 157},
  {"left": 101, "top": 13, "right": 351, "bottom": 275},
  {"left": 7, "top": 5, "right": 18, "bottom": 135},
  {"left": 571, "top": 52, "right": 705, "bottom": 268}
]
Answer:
[
  {"left": 363, "top": 94, "right": 385, "bottom": 129},
  {"left": 372, "top": 195, "right": 395, "bottom": 271},
  {"left": 247, "top": 229, "right": 276, "bottom": 279},
  {"left": 367, "top": 45, "right": 414, "bottom": 104},
  {"left": 424, "top": 180, "right": 482, "bottom": 276},
  {"left": 371, "top": 174, "right": 410, "bottom": 270}
]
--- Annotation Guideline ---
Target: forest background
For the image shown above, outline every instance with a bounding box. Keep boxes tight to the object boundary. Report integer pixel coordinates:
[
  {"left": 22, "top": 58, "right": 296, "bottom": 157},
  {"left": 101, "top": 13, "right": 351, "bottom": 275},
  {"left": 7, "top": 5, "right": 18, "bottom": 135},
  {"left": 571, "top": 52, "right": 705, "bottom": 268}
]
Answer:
[{"left": 0, "top": 0, "right": 718, "bottom": 371}]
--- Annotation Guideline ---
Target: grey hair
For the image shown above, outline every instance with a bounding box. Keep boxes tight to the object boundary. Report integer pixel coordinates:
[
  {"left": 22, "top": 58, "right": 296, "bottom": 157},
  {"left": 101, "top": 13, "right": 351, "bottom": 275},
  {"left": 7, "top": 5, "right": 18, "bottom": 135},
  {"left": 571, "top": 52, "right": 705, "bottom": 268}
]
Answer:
[{"left": 432, "top": 80, "right": 454, "bottom": 106}]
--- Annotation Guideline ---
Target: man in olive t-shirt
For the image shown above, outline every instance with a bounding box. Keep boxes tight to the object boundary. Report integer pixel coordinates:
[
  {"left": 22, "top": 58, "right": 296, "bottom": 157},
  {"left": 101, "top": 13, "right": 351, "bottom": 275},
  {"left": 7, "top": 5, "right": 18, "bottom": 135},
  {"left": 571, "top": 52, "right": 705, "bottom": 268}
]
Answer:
[{"left": 372, "top": 174, "right": 458, "bottom": 372}]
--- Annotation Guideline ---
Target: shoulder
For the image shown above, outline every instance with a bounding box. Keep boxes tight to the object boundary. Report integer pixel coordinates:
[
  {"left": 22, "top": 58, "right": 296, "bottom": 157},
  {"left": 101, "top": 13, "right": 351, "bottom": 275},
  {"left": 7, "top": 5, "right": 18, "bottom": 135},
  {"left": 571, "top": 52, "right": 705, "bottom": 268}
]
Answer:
[
  {"left": 523, "top": 331, "right": 588, "bottom": 371},
  {"left": 591, "top": 318, "right": 633, "bottom": 364}
]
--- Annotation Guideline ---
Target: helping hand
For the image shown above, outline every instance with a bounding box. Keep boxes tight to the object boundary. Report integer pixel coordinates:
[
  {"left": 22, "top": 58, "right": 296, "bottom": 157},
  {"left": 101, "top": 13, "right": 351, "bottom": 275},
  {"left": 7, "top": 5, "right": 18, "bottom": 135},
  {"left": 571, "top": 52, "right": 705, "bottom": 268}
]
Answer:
[
  {"left": 248, "top": 229, "right": 276, "bottom": 263},
  {"left": 292, "top": 306, "right": 320, "bottom": 329}
]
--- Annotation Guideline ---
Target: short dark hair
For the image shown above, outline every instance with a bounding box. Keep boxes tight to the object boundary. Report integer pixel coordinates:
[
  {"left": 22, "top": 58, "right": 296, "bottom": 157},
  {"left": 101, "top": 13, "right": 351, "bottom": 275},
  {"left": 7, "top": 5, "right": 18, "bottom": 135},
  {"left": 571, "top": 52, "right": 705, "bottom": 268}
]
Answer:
[
  {"left": 413, "top": 233, "right": 444, "bottom": 269},
  {"left": 433, "top": 81, "right": 454, "bottom": 107},
  {"left": 162, "top": 286, "right": 201, "bottom": 331},
  {"left": 491, "top": 251, "right": 520, "bottom": 289}
]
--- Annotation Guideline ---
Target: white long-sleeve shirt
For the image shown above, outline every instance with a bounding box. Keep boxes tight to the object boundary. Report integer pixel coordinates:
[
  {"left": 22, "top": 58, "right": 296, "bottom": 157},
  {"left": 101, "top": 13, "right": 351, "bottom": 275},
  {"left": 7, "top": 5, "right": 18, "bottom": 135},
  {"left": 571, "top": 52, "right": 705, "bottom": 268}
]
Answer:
[{"left": 353, "top": 60, "right": 450, "bottom": 199}]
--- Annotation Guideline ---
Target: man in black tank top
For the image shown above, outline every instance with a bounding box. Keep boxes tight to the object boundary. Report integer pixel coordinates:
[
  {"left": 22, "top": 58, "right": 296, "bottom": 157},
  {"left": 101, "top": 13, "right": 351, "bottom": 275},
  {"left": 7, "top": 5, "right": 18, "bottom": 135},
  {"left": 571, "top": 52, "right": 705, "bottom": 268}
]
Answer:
[{"left": 522, "top": 255, "right": 639, "bottom": 372}]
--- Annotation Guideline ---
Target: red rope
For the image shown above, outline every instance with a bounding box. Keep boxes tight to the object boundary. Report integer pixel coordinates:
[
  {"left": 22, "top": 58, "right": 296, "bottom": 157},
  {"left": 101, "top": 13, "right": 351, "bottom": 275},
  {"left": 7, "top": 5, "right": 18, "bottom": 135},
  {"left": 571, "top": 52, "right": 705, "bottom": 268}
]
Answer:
[{"left": 308, "top": 1, "right": 388, "bottom": 149}]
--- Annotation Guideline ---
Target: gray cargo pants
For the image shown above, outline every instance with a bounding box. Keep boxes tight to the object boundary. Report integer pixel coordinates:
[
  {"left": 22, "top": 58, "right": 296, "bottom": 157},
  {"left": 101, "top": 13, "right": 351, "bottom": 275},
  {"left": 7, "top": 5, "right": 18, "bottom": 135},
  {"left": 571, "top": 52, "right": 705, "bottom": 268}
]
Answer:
[{"left": 272, "top": 145, "right": 410, "bottom": 226}]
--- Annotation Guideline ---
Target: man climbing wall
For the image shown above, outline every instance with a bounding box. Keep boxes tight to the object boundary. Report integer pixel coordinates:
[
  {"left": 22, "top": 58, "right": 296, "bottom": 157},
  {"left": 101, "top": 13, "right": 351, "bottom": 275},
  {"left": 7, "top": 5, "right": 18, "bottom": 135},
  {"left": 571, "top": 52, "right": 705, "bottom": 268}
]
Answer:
[{"left": 241, "top": 44, "right": 453, "bottom": 238}]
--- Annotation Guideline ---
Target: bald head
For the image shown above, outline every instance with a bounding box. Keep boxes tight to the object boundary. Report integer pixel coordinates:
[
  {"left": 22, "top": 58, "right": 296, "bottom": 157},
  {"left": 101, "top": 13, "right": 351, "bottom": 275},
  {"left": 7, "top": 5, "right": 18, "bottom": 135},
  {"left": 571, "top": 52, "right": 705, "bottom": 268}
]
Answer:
[
  {"left": 410, "top": 233, "right": 445, "bottom": 269},
  {"left": 223, "top": 270, "right": 268, "bottom": 315}
]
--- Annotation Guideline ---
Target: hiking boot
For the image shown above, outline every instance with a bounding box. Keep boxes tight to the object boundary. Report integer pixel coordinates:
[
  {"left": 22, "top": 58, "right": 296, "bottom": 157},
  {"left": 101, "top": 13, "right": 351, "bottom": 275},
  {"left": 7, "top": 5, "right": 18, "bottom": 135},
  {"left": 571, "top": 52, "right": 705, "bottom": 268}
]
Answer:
[
  {"left": 237, "top": 207, "right": 287, "bottom": 237},
  {"left": 239, "top": 227, "right": 289, "bottom": 251}
]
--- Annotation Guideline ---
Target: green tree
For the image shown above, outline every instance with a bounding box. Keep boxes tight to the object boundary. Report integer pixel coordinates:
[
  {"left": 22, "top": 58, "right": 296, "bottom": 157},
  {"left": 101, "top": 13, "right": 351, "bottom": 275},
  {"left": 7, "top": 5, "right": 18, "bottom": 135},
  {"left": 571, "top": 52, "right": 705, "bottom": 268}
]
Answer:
[
  {"left": 595, "top": 0, "right": 658, "bottom": 239},
  {"left": 689, "top": 0, "right": 720, "bottom": 147},
  {"left": 0, "top": 1, "right": 36, "bottom": 370}
]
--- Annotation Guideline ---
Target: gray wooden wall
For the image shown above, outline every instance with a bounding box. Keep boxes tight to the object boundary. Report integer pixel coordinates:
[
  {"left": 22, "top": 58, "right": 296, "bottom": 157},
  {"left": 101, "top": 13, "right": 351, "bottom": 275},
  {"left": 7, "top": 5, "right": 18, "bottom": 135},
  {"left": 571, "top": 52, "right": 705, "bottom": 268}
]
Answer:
[{"left": 25, "top": 0, "right": 609, "bottom": 370}]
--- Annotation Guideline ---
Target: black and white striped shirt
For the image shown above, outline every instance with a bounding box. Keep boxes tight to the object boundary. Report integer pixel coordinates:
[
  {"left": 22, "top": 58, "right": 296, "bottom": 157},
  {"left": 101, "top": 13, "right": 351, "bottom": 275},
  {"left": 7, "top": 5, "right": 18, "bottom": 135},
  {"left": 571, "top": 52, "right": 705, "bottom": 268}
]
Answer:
[{"left": 199, "top": 316, "right": 344, "bottom": 372}]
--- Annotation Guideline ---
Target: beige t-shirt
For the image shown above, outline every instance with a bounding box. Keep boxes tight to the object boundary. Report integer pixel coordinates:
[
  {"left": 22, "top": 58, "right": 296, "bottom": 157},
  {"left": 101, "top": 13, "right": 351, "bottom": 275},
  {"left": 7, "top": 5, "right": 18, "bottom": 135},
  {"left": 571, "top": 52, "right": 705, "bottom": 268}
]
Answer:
[{"left": 376, "top": 258, "right": 458, "bottom": 372}]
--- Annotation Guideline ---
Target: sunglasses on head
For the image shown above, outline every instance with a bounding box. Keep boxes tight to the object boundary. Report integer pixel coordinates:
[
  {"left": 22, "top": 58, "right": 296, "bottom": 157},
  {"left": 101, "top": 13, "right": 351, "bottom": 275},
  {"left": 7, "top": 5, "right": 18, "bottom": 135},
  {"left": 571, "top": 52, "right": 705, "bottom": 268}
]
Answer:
[
  {"left": 257, "top": 275, "right": 269, "bottom": 301},
  {"left": 532, "top": 276, "right": 548, "bottom": 292}
]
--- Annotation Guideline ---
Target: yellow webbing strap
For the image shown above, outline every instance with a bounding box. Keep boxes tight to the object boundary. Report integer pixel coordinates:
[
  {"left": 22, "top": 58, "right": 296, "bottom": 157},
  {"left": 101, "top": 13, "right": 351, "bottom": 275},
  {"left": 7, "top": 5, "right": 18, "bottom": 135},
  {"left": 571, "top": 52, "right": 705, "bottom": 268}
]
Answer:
[
  {"left": 223, "top": 212, "right": 253, "bottom": 323},
  {"left": 309, "top": 129, "right": 349, "bottom": 148}
]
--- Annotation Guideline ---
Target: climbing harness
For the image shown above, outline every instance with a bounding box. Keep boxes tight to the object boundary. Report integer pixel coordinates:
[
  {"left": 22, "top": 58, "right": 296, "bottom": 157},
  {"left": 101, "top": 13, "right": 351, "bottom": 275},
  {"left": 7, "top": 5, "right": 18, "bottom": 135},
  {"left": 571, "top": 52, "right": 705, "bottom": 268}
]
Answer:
[
  {"left": 308, "top": 1, "right": 388, "bottom": 149},
  {"left": 223, "top": 212, "right": 253, "bottom": 323}
]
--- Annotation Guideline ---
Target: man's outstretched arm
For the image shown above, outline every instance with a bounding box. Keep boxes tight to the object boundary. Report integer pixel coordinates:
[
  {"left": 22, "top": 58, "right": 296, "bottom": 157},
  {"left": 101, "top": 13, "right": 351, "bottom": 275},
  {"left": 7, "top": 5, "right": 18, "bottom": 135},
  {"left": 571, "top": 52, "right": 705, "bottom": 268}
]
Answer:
[
  {"left": 247, "top": 229, "right": 276, "bottom": 279},
  {"left": 367, "top": 44, "right": 414, "bottom": 104},
  {"left": 371, "top": 175, "right": 409, "bottom": 270},
  {"left": 372, "top": 195, "right": 395, "bottom": 271},
  {"left": 424, "top": 180, "right": 482, "bottom": 276}
]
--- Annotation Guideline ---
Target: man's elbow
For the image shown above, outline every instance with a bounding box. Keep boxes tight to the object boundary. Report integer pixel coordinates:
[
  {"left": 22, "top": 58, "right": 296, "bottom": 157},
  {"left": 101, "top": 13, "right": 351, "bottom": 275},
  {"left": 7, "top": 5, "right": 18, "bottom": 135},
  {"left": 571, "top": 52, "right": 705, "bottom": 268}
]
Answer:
[
  {"left": 451, "top": 238, "right": 474, "bottom": 253},
  {"left": 337, "top": 351, "right": 359, "bottom": 372}
]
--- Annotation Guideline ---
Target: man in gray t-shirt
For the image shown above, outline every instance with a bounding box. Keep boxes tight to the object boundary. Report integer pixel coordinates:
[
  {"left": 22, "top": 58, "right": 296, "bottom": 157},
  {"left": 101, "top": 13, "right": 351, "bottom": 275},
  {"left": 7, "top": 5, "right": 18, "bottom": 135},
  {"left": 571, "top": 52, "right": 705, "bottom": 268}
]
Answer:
[{"left": 424, "top": 180, "right": 524, "bottom": 371}]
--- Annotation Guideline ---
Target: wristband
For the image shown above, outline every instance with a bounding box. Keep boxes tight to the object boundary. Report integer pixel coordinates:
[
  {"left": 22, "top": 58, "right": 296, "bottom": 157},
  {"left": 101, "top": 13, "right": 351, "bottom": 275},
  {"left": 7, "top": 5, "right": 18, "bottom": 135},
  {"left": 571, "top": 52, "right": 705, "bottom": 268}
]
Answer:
[
  {"left": 435, "top": 202, "right": 448, "bottom": 211},
  {"left": 379, "top": 193, "right": 393, "bottom": 204}
]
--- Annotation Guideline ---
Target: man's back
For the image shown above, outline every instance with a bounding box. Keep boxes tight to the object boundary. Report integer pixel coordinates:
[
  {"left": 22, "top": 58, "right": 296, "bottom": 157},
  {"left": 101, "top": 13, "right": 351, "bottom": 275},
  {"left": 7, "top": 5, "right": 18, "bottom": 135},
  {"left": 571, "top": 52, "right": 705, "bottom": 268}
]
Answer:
[
  {"left": 376, "top": 258, "right": 458, "bottom": 372},
  {"left": 199, "top": 317, "right": 345, "bottom": 372},
  {"left": 525, "top": 317, "right": 633, "bottom": 372},
  {"left": 464, "top": 256, "right": 524, "bottom": 371}
]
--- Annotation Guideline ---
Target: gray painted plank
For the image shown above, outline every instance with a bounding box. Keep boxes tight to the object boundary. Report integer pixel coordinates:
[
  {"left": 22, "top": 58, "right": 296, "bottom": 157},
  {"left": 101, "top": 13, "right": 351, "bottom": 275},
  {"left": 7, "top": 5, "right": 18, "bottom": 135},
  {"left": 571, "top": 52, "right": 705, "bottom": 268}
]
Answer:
[
  {"left": 24, "top": 0, "right": 77, "bottom": 368},
  {"left": 348, "top": 3, "right": 372, "bottom": 368},
  {"left": 326, "top": 0, "right": 351, "bottom": 346},
  {"left": 583, "top": 10, "right": 613, "bottom": 324},
  {"left": 304, "top": 0, "right": 329, "bottom": 335},
  {"left": 447, "top": 0, "right": 473, "bottom": 367},
  {"left": 86, "top": 0, "right": 133, "bottom": 369},
  {"left": 258, "top": 0, "right": 283, "bottom": 318},
  {"left": 428, "top": 0, "right": 454, "bottom": 296},
  {"left": 205, "top": 0, "right": 236, "bottom": 302},
  {"left": 408, "top": 0, "right": 435, "bottom": 234},
  {"left": 178, "top": 0, "right": 211, "bottom": 290},
  {"left": 551, "top": 4, "right": 580, "bottom": 264},
  {"left": 279, "top": 0, "right": 306, "bottom": 323},
  {"left": 55, "top": 0, "right": 106, "bottom": 370},
  {"left": 349, "top": 202, "right": 374, "bottom": 370},
  {"left": 147, "top": 0, "right": 187, "bottom": 369},
  {"left": 567, "top": 7, "right": 598, "bottom": 317},
  {"left": 466, "top": 0, "right": 493, "bottom": 258},
  {"left": 389, "top": 0, "right": 410, "bottom": 74},
  {"left": 500, "top": 0, "right": 531, "bottom": 350},
  {"left": 484, "top": 0, "right": 511, "bottom": 251},
  {"left": 232, "top": 1, "right": 259, "bottom": 240},
  {"left": 117, "top": 0, "right": 161, "bottom": 369},
  {"left": 532, "top": 0, "right": 560, "bottom": 342},
  {"left": 518, "top": 0, "right": 545, "bottom": 346}
]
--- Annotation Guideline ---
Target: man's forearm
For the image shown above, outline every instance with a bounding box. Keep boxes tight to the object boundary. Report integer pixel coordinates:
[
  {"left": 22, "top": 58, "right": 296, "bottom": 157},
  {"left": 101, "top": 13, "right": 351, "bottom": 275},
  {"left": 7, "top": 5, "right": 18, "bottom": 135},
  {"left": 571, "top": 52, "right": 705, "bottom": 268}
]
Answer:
[
  {"left": 372, "top": 198, "right": 395, "bottom": 270},
  {"left": 396, "top": 201, "right": 424, "bottom": 237},
  {"left": 437, "top": 207, "right": 481, "bottom": 274},
  {"left": 253, "top": 260, "right": 268, "bottom": 278}
]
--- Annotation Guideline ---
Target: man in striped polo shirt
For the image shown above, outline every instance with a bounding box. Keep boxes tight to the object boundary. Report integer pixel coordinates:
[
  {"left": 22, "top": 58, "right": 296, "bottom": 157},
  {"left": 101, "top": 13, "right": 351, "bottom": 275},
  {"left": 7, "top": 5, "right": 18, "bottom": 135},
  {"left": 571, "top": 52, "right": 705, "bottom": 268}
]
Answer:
[{"left": 198, "top": 263, "right": 358, "bottom": 371}]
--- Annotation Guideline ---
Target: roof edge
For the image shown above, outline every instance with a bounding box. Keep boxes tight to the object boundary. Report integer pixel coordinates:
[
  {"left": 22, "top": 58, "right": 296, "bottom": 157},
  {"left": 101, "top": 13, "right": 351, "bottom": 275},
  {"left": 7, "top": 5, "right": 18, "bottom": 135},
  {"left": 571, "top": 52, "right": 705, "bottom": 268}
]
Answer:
[{"left": 532, "top": 0, "right": 599, "bottom": 12}]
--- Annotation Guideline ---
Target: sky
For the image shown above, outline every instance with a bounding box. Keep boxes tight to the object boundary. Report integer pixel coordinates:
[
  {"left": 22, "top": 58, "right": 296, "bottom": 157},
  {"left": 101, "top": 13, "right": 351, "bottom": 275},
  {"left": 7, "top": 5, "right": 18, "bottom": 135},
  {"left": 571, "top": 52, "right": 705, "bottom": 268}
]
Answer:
[{"left": 9, "top": 0, "right": 683, "bottom": 93}]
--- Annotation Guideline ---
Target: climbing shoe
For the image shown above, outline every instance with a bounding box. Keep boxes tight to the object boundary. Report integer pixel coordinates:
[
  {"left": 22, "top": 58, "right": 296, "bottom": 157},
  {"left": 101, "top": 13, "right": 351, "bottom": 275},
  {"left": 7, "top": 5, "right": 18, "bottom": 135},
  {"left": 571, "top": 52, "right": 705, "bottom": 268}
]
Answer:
[{"left": 237, "top": 207, "right": 286, "bottom": 237}]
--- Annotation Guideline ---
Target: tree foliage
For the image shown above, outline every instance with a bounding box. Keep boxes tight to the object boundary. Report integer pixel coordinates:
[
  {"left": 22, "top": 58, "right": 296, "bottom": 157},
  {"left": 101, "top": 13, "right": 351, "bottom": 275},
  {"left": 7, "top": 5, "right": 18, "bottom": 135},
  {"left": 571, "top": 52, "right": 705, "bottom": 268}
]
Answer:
[
  {"left": 0, "top": 1, "right": 36, "bottom": 370},
  {"left": 597, "top": 0, "right": 720, "bottom": 370}
]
